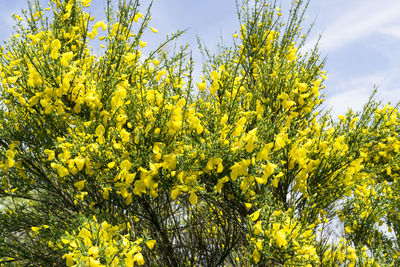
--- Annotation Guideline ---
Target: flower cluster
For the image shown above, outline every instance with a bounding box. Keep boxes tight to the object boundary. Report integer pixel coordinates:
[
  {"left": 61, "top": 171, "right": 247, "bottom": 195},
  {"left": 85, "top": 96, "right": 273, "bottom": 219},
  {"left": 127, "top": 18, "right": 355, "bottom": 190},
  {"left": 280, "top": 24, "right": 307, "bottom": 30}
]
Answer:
[{"left": 61, "top": 216, "right": 155, "bottom": 267}]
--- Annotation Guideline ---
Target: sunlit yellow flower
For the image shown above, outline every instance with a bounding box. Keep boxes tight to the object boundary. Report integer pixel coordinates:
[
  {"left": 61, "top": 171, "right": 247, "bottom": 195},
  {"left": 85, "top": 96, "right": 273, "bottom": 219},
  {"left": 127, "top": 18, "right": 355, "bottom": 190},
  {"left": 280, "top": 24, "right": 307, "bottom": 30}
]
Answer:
[
  {"left": 74, "top": 180, "right": 85, "bottom": 191},
  {"left": 139, "top": 41, "right": 147, "bottom": 48},
  {"left": 133, "top": 252, "right": 144, "bottom": 265},
  {"left": 189, "top": 191, "right": 198, "bottom": 205},
  {"left": 146, "top": 240, "right": 156, "bottom": 250},
  {"left": 60, "top": 52, "right": 74, "bottom": 67},
  {"left": 31, "top": 226, "right": 40, "bottom": 233},
  {"left": 93, "top": 20, "right": 107, "bottom": 31}
]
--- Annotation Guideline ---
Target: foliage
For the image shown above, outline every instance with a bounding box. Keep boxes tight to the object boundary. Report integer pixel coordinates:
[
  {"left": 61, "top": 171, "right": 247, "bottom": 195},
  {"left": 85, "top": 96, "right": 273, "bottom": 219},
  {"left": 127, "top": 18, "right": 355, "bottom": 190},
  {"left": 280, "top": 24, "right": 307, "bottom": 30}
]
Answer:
[{"left": 0, "top": 0, "right": 399, "bottom": 266}]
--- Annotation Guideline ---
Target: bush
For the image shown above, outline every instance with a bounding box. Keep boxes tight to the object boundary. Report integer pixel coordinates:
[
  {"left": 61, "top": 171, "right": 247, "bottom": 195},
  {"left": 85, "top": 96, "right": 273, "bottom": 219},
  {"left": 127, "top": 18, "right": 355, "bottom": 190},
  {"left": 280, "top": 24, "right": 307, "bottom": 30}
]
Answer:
[{"left": 1, "top": 0, "right": 399, "bottom": 266}]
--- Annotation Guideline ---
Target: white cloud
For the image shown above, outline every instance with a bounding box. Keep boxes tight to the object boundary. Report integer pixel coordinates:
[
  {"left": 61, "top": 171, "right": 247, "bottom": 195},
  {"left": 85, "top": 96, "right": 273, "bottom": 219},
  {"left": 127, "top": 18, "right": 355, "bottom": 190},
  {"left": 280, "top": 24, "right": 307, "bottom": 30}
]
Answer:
[
  {"left": 379, "top": 25, "right": 400, "bottom": 40},
  {"left": 325, "top": 85, "right": 373, "bottom": 117},
  {"left": 325, "top": 69, "right": 400, "bottom": 116},
  {"left": 300, "top": 1, "right": 400, "bottom": 116},
  {"left": 306, "top": 1, "right": 400, "bottom": 52}
]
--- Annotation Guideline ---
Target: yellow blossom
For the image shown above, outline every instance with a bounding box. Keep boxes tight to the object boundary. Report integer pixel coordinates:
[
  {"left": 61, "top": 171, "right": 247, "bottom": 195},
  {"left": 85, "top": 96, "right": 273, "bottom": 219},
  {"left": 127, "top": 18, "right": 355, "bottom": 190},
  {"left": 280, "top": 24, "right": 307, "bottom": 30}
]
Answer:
[
  {"left": 189, "top": 191, "right": 198, "bottom": 205},
  {"left": 7, "top": 76, "right": 18, "bottom": 84},
  {"left": 133, "top": 252, "right": 144, "bottom": 265},
  {"left": 88, "top": 246, "right": 99, "bottom": 259},
  {"left": 31, "top": 226, "right": 40, "bottom": 233},
  {"left": 146, "top": 240, "right": 156, "bottom": 250},
  {"left": 197, "top": 80, "right": 206, "bottom": 92},
  {"left": 74, "top": 180, "right": 85, "bottom": 191},
  {"left": 139, "top": 41, "right": 147, "bottom": 48},
  {"left": 93, "top": 20, "right": 107, "bottom": 31},
  {"left": 250, "top": 210, "right": 260, "bottom": 221},
  {"left": 60, "top": 52, "right": 74, "bottom": 67}
]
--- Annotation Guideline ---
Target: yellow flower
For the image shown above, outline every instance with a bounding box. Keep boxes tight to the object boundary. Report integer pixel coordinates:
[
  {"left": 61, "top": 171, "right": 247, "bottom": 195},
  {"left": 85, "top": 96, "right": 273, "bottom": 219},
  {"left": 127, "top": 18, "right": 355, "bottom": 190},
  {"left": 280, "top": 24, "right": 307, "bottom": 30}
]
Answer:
[
  {"left": 256, "top": 143, "right": 273, "bottom": 161},
  {"left": 120, "top": 160, "right": 132, "bottom": 171},
  {"left": 345, "top": 226, "right": 353, "bottom": 234},
  {"left": 210, "top": 70, "right": 220, "bottom": 81},
  {"left": 79, "top": 227, "right": 92, "bottom": 239},
  {"left": 95, "top": 125, "right": 105, "bottom": 135},
  {"left": 51, "top": 49, "right": 59, "bottom": 59},
  {"left": 74, "top": 157, "right": 86, "bottom": 171},
  {"left": 133, "top": 13, "right": 143, "bottom": 23},
  {"left": 273, "top": 223, "right": 287, "bottom": 248},
  {"left": 221, "top": 114, "right": 228, "bottom": 124},
  {"left": 27, "top": 34, "right": 39, "bottom": 43},
  {"left": 44, "top": 149, "right": 55, "bottom": 161},
  {"left": 282, "top": 99, "right": 296, "bottom": 109},
  {"left": 189, "top": 191, "right": 198, "bottom": 205},
  {"left": 50, "top": 163, "right": 69, "bottom": 177},
  {"left": 6, "top": 150, "right": 15, "bottom": 159},
  {"left": 31, "top": 226, "right": 40, "bottom": 233},
  {"left": 271, "top": 176, "right": 279, "bottom": 188},
  {"left": 243, "top": 128, "right": 257, "bottom": 153},
  {"left": 163, "top": 154, "right": 177, "bottom": 170},
  {"left": 250, "top": 210, "right": 260, "bottom": 221},
  {"left": 171, "top": 187, "right": 181, "bottom": 200},
  {"left": 88, "top": 246, "right": 99, "bottom": 259},
  {"left": 133, "top": 252, "right": 144, "bottom": 265},
  {"left": 296, "top": 82, "right": 308, "bottom": 92},
  {"left": 275, "top": 133, "right": 287, "bottom": 149},
  {"left": 81, "top": 0, "right": 92, "bottom": 7},
  {"left": 89, "top": 258, "right": 101, "bottom": 267},
  {"left": 50, "top": 39, "right": 61, "bottom": 59},
  {"left": 253, "top": 221, "right": 262, "bottom": 235},
  {"left": 62, "top": 253, "right": 75, "bottom": 266},
  {"left": 286, "top": 46, "right": 297, "bottom": 62},
  {"left": 120, "top": 129, "right": 131, "bottom": 143},
  {"left": 139, "top": 41, "right": 147, "bottom": 48},
  {"left": 93, "top": 20, "right": 107, "bottom": 31},
  {"left": 245, "top": 203, "right": 252, "bottom": 210},
  {"left": 271, "top": 172, "right": 284, "bottom": 188},
  {"left": 276, "top": 230, "right": 287, "bottom": 248},
  {"left": 107, "top": 162, "right": 116, "bottom": 168},
  {"left": 217, "top": 162, "right": 224, "bottom": 173},
  {"left": 74, "top": 180, "right": 85, "bottom": 191},
  {"left": 103, "top": 187, "right": 111, "bottom": 200},
  {"left": 252, "top": 248, "right": 260, "bottom": 263},
  {"left": 60, "top": 52, "right": 74, "bottom": 67},
  {"left": 197, "top": 81, "right": 206, "bottom": 92},
  {"left": 146, "top": 240, "right": 156, "bottom": 250},
  {"left": 150, "top": 27, "right": 158, "bottom": 33},
  {"left": 7, "top": 76, "right": 18, "bottom": 84}
]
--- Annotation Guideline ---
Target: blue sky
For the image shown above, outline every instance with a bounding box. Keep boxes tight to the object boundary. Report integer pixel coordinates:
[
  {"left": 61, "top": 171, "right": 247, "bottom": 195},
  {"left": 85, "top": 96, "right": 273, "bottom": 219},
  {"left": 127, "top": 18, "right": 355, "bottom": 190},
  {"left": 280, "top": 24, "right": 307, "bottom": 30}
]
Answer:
[{"left": 1, "top": 0, "right": 399, "bottom": 116}]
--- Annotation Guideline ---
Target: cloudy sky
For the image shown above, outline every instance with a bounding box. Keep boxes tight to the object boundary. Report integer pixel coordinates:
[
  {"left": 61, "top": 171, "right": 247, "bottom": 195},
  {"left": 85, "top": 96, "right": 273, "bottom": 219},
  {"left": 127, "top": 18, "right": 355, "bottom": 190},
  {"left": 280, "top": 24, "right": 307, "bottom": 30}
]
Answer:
[{"left": 1, "top": 0, "right": 399, "bottom": 116}]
